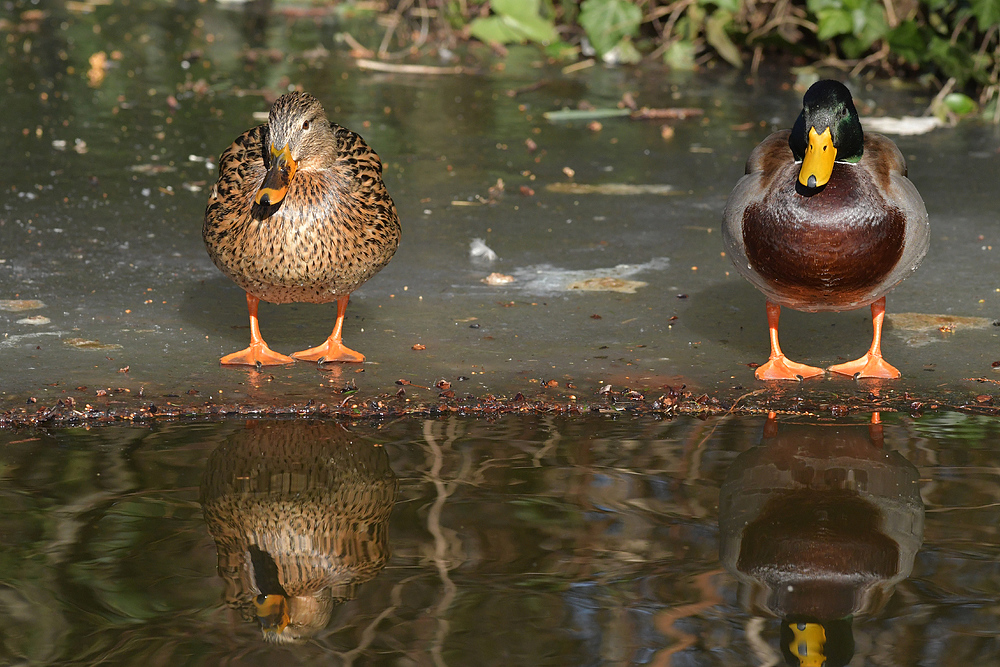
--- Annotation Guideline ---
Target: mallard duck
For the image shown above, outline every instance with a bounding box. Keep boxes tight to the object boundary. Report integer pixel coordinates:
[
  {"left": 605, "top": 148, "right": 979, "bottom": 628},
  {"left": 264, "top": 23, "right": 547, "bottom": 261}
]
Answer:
[
  {"left": 719, "top": 412, "right": 924, "bottom": 667},
  {"left": 723, "top": 80, "right": 929, "bottom": 381},
  {"left": 204, "top": 91, "right": 400, "bottom": 366},
  {"left": 200, "top": 421, "right": 398, "bottom": 642}
]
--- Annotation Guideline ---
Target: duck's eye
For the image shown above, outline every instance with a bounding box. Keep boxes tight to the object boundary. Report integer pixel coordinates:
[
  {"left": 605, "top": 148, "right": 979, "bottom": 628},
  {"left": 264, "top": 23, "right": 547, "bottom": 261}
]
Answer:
[{"left": 302, "top": 120, "right": 310, "bottom": 131}]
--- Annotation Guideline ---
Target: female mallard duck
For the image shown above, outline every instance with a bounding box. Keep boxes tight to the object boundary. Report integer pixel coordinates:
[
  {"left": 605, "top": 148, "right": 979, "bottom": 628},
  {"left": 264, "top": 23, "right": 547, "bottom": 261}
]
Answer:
[
  {"left": 200, "top": 421, "right": 398, "bottom": 643},
  {"left": 723, "top": 80, "right": 929, "bottom": 381},
  {"left": 204, "top": 91, "right": 400, "bottom": 366}
]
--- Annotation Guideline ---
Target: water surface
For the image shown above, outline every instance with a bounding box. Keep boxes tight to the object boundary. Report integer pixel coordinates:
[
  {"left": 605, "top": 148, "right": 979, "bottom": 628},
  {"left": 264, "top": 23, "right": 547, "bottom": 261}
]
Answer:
[{"left": 1, "top": 412, "right": 998, "bottom": 665}]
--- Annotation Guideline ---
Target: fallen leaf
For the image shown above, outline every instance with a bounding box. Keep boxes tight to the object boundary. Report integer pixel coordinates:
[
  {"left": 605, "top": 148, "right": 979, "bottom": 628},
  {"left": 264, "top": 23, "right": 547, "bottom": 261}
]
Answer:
[
  {"left": 861, "top": 116, "right": 942, "bottom": 136},
  {"left": 887, "top": 313, "right": 994, "bottom": 347},
  {"left": 569, "top": 277, "right": 647, "bottom": 293},
  {"left": 87, "top": 51, "right": 107, "bottom": 87},
  {"left": 128, "top": 164, "right": 176, "bottom": 175},
  {"left": 0, "top": 299, "right": 45, "bottom": 312},
  {"left": 482, "top": 272, "right": 515, "bottom": 285},
  {"left": 545, "top": 183, "right": 677, "bottom": 195},
  {"left": 63, "top": 337, "right": 123, "bottom": 350},
  {"left": 630, "top": 107, "right": 703, "bottom": 120}
]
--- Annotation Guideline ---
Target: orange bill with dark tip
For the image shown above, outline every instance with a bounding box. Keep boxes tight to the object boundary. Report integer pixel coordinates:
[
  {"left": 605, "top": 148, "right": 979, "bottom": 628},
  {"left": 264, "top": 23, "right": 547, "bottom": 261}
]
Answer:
[
  {"left": 255, "top": 143, "right": 297, "bottom": 206},
  {"left": 254, "top": 594, "right": 290, "bottom": 632},
  {"left": 798, "top": 126, "right": 837, "bottom": 188}
]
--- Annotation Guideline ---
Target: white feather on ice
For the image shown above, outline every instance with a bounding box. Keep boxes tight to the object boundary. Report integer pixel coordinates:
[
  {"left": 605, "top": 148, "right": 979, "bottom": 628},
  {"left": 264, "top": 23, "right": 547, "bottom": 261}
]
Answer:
[{"left": 470, "top": 238, "right": 498, "bottom": 262}]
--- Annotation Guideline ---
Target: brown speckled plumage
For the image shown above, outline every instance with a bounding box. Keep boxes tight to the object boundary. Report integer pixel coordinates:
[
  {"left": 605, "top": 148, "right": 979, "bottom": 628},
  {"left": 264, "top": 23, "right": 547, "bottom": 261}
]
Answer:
[
  {"left": 200, "top": 421, "right": 397, "bottom": 643},
  {"left": 203, "top": 92, "right": 400, "bottom": 365}
]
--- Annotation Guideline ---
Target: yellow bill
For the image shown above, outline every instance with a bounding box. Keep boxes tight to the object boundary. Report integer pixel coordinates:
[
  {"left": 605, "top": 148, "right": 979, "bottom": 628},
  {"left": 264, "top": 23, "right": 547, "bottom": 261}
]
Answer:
[
  {"left": 798, "top": 126, "right": 837, "bottom": 188},
  {"left": 787, "top": 622, "right": 827, "bottom": 667}
]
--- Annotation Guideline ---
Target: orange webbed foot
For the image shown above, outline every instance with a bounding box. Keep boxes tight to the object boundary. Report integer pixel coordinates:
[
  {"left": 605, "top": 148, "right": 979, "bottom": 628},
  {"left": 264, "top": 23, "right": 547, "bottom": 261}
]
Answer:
[
  {"left": 292, "top": 339, "right": 365, "bottom": 364},
  {"left": 755, "top": 356, "right": 824, "bottom": 381},
  {"left": 220, "top": 342, "right": 295, "bottom": 366},
  {"left": 828, "top": 353, "right": 900, "bottom": 379}
]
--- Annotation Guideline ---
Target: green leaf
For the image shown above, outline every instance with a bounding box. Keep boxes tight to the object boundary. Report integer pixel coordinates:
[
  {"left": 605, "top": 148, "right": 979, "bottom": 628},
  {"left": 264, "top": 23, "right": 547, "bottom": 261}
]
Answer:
[
  {"left": 807, "top": 0, "right": 843, "bottom": 14},
  {"left": 815, "top": 8, "right": 853, "bottom": 40},
  {"left": 854, "top": 3, "right": 887, "bottom": 43},
  {"left": 544, "top": 40, "right": 580, "bottom": 60},
  {"left": 970, "top": 0, "right": 1000, "bottom": 28},
  {"left": 927, "top": 35, "right": 974, "bottom": 82},
  {"left": 944, "top": 92, "right": 977, "bottom": 115},
  {"left": 685, "top": 3, "right": 706, "bottom": 38},
  {"left": 664, "top": 40, "right": 696, "bottom": 70},
  {"left": 543, "top": 108, "right": 632, "bottom": 121},
  {"left": 469, "top": 4, "right": 557, "bottom": 45},
  {"left": 469, "top": 0, "right": 557, "bottom": 45},
  {"left": 887, "top": 21, "right": 926, "bottom": 64},
  {"left": 492, "top": 0, "right": 543, "bottom": 22},
  {"left": 469, "top": 16, "right": 528, "bottom": 44},
  {"left": 579, "top": 0, "right": 642, "bottom": 56},
  {"left": 705, "top": 9, "right": 742, "bottom": 67},
  {"left": 502, "top": 12, "right": 558, "bottom": 43},
  {"left": 609, "top": 35, "right": 642, "bottom": 64},
  {"left": 699, "top": 0, "right": 739, "bottom": 12}
]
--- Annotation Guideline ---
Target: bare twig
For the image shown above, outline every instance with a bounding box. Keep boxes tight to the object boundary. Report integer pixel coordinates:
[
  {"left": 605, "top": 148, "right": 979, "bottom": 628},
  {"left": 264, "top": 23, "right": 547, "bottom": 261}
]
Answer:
[
  {"left": 356, "top": 58, "right": 468, "bottom": 74},
  {"left": 925, "top": 77, "right": 956, "bottom": 117},
  {"left": 882, "top": 0, "right": 898, "bottom": 28},
  {"left": 339, "top": 32, "right": 375, "bottom": 59},
  {"left": 378, "top": 0, "right": 414, "bottom": 58},
  {"left": 663, "top": 0, "right": 697, "bottom": 41},
  {"left": 750, "top": 44, "right": 763, "bottom": 75},
  {"left": 850, "top": 40, "right": 891, "bottom": 78},
  {"left": 950, "top": 14, "right": 971, "bottom": 46},
  {"left": 748, "top": 12, "right": 816, "bottom": 42},
  {"left": 415, "top": 0, "right": 430, "bottom": 50}
]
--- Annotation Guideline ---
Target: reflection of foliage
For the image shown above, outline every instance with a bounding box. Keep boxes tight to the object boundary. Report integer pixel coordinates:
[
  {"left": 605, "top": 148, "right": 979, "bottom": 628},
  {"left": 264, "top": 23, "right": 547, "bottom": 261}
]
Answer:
[
  {"left": 911, "top": 411, "right": 1000, "bottom": 446},
  {"left": 1, "top": 415, "right": 1000, "bottom": 662}
]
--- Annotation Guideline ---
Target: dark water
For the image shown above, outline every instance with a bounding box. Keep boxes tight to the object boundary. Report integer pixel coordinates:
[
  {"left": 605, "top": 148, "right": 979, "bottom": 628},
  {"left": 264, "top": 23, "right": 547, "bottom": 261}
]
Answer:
[{"left": 1, "top": 412, "right": 998, "bottom": 665}]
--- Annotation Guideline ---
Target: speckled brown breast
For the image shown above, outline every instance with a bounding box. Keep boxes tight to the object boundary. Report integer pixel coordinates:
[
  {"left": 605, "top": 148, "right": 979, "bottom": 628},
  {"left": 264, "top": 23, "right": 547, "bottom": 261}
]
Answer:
[
  {"left": 204, "top": 123, "right": 400, "bottom": 305},
  {"left": 200, "top": 421, "right": 397, "bottom": 606},
  {"left": 742, "top": 161, "right": 905, "bottom": 309}
]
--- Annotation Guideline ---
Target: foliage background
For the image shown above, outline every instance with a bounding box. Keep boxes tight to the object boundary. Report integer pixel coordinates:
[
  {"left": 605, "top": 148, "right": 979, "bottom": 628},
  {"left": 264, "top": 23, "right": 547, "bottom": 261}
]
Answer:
[{"left": 429, "top": 0, "right": 1000, "bottom": 118}]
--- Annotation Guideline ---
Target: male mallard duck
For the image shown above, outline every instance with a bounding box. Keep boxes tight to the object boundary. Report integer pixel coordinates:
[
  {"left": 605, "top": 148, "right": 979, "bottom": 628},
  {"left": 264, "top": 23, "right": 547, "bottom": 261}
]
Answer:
[
  {"left": 204, "top": 91, "right": 400, "bottom": 366},
  {"left": 723, "top": 80, "right": 929, "bottom": 381}
]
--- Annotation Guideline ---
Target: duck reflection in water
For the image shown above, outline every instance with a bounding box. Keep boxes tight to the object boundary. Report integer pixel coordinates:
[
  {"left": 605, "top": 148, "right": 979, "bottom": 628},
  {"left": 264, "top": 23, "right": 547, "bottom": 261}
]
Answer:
[
  {"left": 200, "top": 420, "right": 397, "bottom": 643},
  {"left": 719, "top": 413, "right": 924, "bottom": 667}
]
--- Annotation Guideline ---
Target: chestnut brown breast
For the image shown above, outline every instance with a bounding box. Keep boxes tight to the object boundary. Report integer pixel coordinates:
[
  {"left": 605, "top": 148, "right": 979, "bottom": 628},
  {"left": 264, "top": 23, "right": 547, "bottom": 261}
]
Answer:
[{"left": 742, "top": 161, "right": 905, "bottom": 308}]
